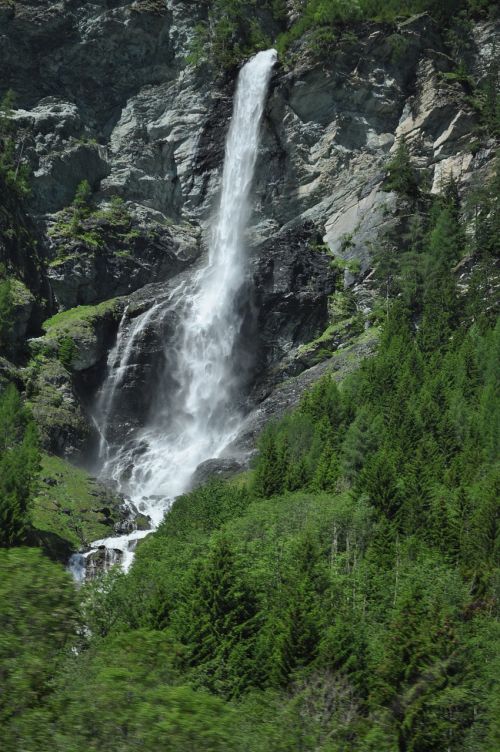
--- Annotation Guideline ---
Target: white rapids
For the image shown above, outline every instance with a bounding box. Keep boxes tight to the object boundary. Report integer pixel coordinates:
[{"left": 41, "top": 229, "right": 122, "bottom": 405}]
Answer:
[{"left": 74, "top": 49, "right": 277, "bottom": 577}]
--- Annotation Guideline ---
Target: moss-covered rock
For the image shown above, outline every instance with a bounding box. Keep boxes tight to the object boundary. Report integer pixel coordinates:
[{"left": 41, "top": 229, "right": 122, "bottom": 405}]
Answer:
[
  {"left": 40, "top": 298, "right": 123, "bottom": 371},
  {"left": 23, "top": 298, "right": 124, "bottom": 456},
  {"left": 46, "top": 201, "right": 200, "bottom": 310},
  {"left": 0, "top": 355, "right": 20, "bottom": 390},
  {"left": 10, "top": 278, "right": 36, "bottom": 342},
  {"left": 24, "top": 354, "right": 90, "bottom": 457},
  {"left": 31, "top": 453, "right": 125, "bottom": 560},
  {"left": 295, "top": 315, "right": 366, "bottom": 368}
]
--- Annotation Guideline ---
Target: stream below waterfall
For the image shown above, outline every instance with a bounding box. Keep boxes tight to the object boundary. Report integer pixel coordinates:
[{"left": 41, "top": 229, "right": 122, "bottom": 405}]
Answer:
[{"left": 70, "top": 49, "right": 278, "bottom": 580}]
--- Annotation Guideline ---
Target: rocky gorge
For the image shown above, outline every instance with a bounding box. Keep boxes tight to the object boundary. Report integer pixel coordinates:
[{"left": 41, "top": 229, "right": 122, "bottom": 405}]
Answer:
[{"left": 0, "top": 0, "right": 499, "bottom": 562}]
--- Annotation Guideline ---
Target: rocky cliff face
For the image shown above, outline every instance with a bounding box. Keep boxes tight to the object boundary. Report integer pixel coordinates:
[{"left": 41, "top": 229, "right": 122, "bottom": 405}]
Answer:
[{"left": 1, "top": 1, "right": 498, "bottom": 464}]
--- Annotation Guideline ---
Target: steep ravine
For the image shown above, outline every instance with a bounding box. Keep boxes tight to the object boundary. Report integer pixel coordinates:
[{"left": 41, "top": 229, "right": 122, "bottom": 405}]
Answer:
[{"left": 1, "top": 2, "right": 498, "bottom": 565}]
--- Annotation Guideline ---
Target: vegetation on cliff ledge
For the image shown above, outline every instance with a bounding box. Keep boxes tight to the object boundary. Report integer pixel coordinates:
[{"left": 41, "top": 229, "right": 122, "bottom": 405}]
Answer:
[
  {"left": 48, "top": 180, "right": 141, "bottom": 258},
  {"left": 190, "top": 0, "right": 499, "bottom": 71}
]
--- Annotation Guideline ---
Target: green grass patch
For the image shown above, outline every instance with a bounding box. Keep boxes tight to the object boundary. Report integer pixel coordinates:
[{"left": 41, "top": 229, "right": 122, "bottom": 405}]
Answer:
[
  {"left": 42, "top": 299, "right": 118, "bottom": 333},
  {"left": 228, "top": 469, "right": 254, "bottom": 490},
  {"left": 48, "top": 254, "right": 79, "bottom": 268},
  {"left": 298, "top": 316, "right": 365, "bottom": 356},
  {"left": 32, "top": 453, "right": 122, "bottom": 553}
]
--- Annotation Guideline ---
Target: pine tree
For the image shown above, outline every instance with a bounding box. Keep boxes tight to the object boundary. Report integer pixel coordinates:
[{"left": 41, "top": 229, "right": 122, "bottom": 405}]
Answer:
[
  {"left": 253, "top": 426, "right": 286, "bottom": 498},
  {"left": 374, "top": 574, "right": 468, "bottom": 752},
  {"left": 300, "top": 375, "right": 343, "bottom": 428},
  {"left": 70, "top": 179, "right": 92, "bottom": 233},
  {"left": 311, "top": 442, "right": 340, "bottom": 492},
  {"left": 358, "top": 447, "right": 402, "bottom": 520},
  {"left": 341, "top": 407, "right": 384, "bottom": 483},
  {"left": 286, "top": 454, "right": 309, "bottom": 491},
  {"left": 179, "top": 537, "right": 259, "bottom": 696},
  {"left": 366, "top": 516, "right": 397, "bottom": 571},
  {"left": 418, "top": 205, "right": 463, "bottom": 353},
  {"left": 384, "top": 135, "right": 419, "bottom": 198},
  {"left": 281, "top": 540, "right": 324, "bottom": 677},
  {"left": 464, "top": 466, "right": 500, "bottom": 592},
  {"left": 253, "top": 607, "right": 292, "bottom": 688},
  {"left": 285, "top": 578, "right": 322, "bottom": 670},
  {"left": 398, "top": 449, "right": 435, "bottom": 536},
  {"left": 319, "top": 610, "right": 369, "bottom": 699}
]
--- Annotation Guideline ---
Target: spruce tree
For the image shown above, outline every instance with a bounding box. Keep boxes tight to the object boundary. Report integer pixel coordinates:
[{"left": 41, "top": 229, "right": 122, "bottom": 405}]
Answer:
[
  {"left": 418, "top": 205, "right": 463, "bottom": 353},
  {"left": 70, "top": 179, "right": 92, "bottom": 233},
  {"left": 384, "top": 135, "right": 419, "bottom": 198},
  {"left": 358, "top": 447, "right": 402, "bottom": 520},
  {"left": 254, "top": 426, "right": 286, "bottom": 497},
  {"left": 311, "top": 442, "right": 340, "bottom": 492},
  {"left": 180, "top": 537, "right": 258, "bottom": 696},
  {"left": 341, "top": 407, "right": 384, "bottom": 483}
]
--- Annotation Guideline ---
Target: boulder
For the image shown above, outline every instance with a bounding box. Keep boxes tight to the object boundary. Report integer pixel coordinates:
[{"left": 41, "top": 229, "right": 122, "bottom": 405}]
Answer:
[{"left": 190, "top": 458, "right": 244, "bottom": 490}]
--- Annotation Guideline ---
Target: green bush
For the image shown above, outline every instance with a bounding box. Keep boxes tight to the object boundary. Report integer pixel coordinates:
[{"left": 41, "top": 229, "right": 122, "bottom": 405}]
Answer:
[
  {"left": 58, "top": 336, "right": 77, "bottom": 369},
  {"left": 0, "top": 547, "right": 77, "bottom": 749},
  {"left": 49, "top": 186, "right": 138, "bottom": 255},
  {"left": 0, "top": 385, "right": 40, "bottom": 546}
]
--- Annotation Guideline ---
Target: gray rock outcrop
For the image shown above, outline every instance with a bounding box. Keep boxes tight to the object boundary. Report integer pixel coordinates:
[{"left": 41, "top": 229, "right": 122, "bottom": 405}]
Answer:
[{"left": 1, "top": 3, "right": 498, "bottom": 466}]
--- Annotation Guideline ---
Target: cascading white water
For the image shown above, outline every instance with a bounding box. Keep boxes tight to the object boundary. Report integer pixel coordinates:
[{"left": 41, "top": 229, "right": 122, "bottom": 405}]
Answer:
[
  {"left": 77, "top": 49, "right": 277, "bottom": 576},
  {"left": 129, "top": 48, "right": 278, "bottom": 502}
]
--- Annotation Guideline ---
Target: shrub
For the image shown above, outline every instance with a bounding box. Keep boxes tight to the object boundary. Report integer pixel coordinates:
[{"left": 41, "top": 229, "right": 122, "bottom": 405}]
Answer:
[{"left": 58, "top": 336, "right": 77, "bottom": 369}]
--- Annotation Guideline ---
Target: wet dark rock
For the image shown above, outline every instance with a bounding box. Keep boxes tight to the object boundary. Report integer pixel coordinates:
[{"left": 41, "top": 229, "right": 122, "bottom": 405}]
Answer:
[
  {"left": 115, "top": 501, "right": 152, "bottom": 534},
  {"left": 85, "top": 547, "right": 123, "bottom": 579},
  {"left": 249, "top": 221, "right": 339, "bottom": 389},
  {"left": 230, "top": 329, "right": 380, "bottom": 460},
  {"left": 47, "top": 215, "right": 201, "bottom": 309},
  {"left": 190, "top": 458, "right": 244, "bottom": 489}
]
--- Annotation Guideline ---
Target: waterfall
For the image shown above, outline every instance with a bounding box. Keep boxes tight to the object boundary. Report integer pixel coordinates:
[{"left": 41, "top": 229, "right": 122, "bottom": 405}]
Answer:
[{"left": 77, "top": 49, "right": 277, "bottom": 576}]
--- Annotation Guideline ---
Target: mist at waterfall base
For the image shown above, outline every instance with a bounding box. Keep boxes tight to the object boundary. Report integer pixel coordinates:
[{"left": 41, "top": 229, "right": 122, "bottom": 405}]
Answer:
[{"left": 70, "top": 49, "right": 277, "bottom": 580}]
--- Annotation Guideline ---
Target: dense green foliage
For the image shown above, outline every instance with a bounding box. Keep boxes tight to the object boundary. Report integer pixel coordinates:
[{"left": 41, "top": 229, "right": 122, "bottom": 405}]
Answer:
[
  {"left": 0, "top": 385, "right": 39, "bottom": 546},
  {"left": 1, "top": 153, "right": 498, "bottom": 750},
  {"left": 0, "top": 548, "right": 77, "bottom": 750},
  {"left": 190, "top": 0, "right": 499, "bottom": 70}
]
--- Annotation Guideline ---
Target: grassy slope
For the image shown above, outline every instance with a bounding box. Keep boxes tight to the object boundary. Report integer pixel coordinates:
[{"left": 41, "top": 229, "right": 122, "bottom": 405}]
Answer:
[{"left": 31, "top": 453, "right": 123, "bottom": 558}]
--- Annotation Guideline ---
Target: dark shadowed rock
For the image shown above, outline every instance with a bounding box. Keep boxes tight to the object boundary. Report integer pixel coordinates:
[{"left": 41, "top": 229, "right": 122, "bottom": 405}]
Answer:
[{"left": 190, "top": 458, "right": 244, "bottom": 489}]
